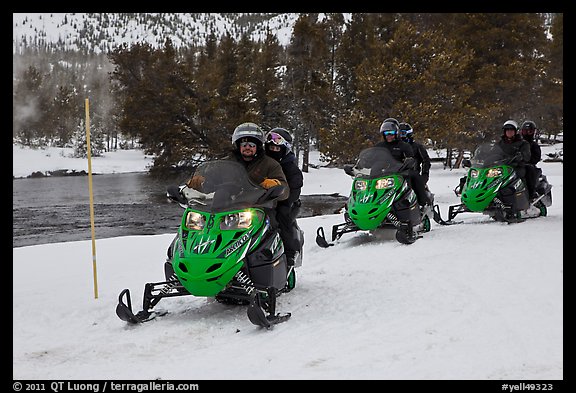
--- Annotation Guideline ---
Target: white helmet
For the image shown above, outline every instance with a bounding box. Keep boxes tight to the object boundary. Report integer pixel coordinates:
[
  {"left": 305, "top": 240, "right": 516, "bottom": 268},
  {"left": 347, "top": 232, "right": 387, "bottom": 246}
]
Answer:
[{"left": 502, "top": 120, "right": 519, "bottom": 132}]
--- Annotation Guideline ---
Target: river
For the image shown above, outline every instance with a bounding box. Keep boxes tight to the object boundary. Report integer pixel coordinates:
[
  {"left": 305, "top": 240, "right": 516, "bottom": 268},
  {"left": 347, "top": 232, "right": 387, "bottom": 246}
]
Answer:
[{"left": 13, "top": 173, "right": 347, "bottom": 248}]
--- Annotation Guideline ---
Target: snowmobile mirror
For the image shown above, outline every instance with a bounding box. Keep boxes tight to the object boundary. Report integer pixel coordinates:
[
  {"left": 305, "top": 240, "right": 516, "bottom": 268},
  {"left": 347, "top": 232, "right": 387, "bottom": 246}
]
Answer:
[
  {"left": 166, "top": 185, "right": 188, "bottom": 205},
  {"left": 344, "top": 165, "right": 355, "bottom": 176},
  {"left": 462, "top": 159, "right": 471, "bottom": 168}
]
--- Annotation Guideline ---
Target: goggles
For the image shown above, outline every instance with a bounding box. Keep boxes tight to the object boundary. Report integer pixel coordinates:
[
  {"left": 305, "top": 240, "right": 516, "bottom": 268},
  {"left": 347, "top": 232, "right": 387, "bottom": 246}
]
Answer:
[
  {"left": 266, "top": 132, "right": 292, "bottom": 148},
  {"left": 240, "top": 141, "right": 257, "bottom": 148},
  {"left": 382, "top": 130, "right": 396, "bottom": 136},
  {"left": 521, "top": 127, "right": 535, "bottom": 135}
]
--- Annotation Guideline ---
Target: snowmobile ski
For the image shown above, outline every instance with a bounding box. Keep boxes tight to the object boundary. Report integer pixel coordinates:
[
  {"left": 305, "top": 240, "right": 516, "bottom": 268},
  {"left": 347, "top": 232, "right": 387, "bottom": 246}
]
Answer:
[
  {"left": 432, "top": 204, "right": 461, "bottom": 225},
  {"left": 116, "top": 287, "right": 172, "bottom": 324},
  {"left": 247, "top": 290, "right": 291, "bottom": 329},
  {"left": 315, "top": 226, "right": 334, "bottom": 248}
]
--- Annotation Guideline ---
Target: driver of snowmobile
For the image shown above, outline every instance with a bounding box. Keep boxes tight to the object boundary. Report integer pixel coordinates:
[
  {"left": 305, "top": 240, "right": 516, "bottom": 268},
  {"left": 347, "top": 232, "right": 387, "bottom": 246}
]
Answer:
[
  {"left": 375, "top": 120, "right": 414, "bottom": 162},
  {"left": 186, "top": 122, "right": 289, "bottom": 202},
  {"left": 496, "top": 120, "right": 531, "bottom": 189},
  {"left": 375, "top": 120, "right": 432, "bottom": 208}
]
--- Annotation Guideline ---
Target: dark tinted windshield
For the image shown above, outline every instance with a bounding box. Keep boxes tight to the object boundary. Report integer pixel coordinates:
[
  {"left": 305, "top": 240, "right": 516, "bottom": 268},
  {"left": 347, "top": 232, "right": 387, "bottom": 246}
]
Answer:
[
  {"left": 187, "top": 160, "right": 268, "bottom": 212},
  {"left": 354, "top": 147, "right": 405, "bottom": 178},
  {"left": 471, "top": 143, "right": 514, "bottom": 168}
]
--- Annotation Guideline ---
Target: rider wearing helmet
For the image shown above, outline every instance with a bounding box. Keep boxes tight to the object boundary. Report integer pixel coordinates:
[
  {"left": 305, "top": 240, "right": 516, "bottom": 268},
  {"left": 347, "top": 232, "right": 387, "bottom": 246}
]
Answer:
[
  {"left": 265, "top": 128, "right": 304, "bottom": 266},
  {"left": 186, "top": 122, "right": 289, "bottom": 201},
  {"left": 375, "top": 120, "right": 414, "bottom": 162},
  {"left": 398, "top": 122, "right": 431, "bottom": 185},
  {"left": 520, "top": 121, "right": 541, "bottom": 165},
  {"left": 497, "top": 120, "right": 531, "bottom": 161},
  {"left": 375, "top": 120, "right": 432, "bottom": 208},
  {"left": 520, "top": 120, "right": 542, "bottom": 199},
  {"left": 496, "top": 119, "right": 532, "bottom": 195}
]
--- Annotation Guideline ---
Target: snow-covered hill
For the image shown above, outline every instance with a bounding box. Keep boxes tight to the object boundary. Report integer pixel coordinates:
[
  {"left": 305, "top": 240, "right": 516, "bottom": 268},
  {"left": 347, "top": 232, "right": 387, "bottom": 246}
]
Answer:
[{"left": 13, "top": 13, "right": 301, "bottom": 53}]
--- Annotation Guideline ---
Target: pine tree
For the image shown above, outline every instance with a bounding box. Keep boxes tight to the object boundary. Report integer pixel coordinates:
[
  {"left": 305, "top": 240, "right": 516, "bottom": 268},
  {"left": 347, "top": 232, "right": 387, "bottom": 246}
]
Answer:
[
  {"left": 254, "top": 31, "right": 285, "bottom": 130},
  {"left": 286, "top": 14, "right": 333, "bottom": 172}
]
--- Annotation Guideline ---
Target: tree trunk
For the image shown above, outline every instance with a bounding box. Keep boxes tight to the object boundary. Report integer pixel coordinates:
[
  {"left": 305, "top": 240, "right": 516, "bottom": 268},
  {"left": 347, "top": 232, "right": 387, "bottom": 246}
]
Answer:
[
  {"left": 302, "top": 125, "right": 310, "bottom": 173},
  {"left": 454, "top": 150, "right": 464, "bottom": 169},
  {"left": 444, "top": 147, "right": 452, "bottom": 169}
]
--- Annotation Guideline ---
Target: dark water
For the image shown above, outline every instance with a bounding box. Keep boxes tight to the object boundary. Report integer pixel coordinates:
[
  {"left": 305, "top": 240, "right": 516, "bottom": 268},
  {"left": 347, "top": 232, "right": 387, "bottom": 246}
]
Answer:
[
  {"left": 12, "top": 172, "right": 189, "bottom": 248},
  {"left": 13, "top": 173, "right": 347, "bottom": 248}
]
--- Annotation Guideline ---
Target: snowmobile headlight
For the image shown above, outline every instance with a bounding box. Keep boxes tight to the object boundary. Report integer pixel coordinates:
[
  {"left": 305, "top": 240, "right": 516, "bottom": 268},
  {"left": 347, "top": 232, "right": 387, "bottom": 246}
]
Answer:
[
  {"left": 185, "top": 211, "right": 206, "bottom": 230},
  {"left": 355, "top": 180, "right": 367, "bottom": 190},
  {"left": 470, "top": 169, "right": 479, "bottom": 178},
  {"left": 220, "top": 211, "right": 253, "bottom": 230},
  {"left": 486, "top": 168, "right": 502, "bottom": 178},
  {"left": 375, "top": 177, "right": 394, "bottom": 189}
]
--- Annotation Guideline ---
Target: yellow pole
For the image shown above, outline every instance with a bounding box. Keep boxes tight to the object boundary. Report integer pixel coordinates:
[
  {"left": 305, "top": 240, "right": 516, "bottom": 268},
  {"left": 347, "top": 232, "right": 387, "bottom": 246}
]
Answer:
[{"left": 85, "top": 98, "right": 99, "bottom": 299}]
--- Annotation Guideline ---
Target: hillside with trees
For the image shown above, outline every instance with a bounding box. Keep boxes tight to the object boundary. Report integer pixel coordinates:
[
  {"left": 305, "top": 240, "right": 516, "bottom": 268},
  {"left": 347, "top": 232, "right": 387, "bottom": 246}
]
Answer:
[{"left": 13, "top": 13, "right": 563, "bottom": 172}]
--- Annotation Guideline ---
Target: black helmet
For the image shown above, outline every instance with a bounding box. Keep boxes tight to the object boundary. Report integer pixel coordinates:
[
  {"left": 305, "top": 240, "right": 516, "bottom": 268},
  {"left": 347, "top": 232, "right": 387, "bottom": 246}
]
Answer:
[
  {"left": 521, "top": 120, "right": 536, "bottom": 131},
  {"left": 398, "top": 122, "right": 413, "bottom": 141},
  {"left": 379, "top": 120, "right": 399, "bottom": 138},
  {"left": 521, "top": 120, "right": 538, "bottom": 139},
  {"left": 232, "top": 122, "right": 265, "bottom": 149}
]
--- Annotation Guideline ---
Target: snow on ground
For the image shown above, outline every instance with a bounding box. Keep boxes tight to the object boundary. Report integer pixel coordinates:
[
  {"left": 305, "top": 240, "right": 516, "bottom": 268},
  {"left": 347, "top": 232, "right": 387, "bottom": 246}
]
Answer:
[
  {"left": 12, "top": 145, "right": 155, "bottom": 178},
  {"left": 13, "top": 143, "right": 563, "bottom": 380}
]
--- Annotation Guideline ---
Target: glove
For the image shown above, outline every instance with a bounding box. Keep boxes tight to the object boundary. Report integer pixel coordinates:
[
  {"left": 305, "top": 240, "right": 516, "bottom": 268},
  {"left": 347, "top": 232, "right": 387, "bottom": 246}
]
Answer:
[
  {"left": 260, "top": 178, "right": 281, "bottom": 189},
  {"left": 186, "top": 175, "right": 205, "bottom": 190},
  {"left": 402, "top": 157, "right": 416, "bottom": 170}
]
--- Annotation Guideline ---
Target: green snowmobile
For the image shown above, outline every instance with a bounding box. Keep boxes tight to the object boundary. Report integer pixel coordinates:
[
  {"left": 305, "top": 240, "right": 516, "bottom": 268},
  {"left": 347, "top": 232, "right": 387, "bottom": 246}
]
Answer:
[
  {"left": 446, "top": 142, "right": 552, "bottom": 224},
  {"left": 116, "top": 159, "right": 303, "bottom": 328},
  {"left": 316, "top": 147, "right": 442, "bottom": 246}
]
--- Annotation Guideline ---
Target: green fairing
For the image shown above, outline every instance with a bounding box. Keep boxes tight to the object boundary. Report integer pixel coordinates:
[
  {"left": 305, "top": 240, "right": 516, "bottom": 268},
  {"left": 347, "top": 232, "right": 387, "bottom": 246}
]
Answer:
[
  {"left": 461, "top": 165, "right": 515, "bottom": 212},
  {"left": 171, "top": 207, "right": 266, "bottom": 297},
  {"left": 348, "top": 175, "right": 407, "bottom": 230}
]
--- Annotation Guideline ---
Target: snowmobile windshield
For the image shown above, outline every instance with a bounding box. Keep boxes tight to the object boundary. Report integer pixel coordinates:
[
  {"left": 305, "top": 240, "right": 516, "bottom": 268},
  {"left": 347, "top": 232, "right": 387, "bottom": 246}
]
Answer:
[
  {"left": 186, "top": 160, "right": 269, "bottom": 213},
  {"left": 353, "top": 147, "right": 405, "bottom": 178},
  {"left": 470, "top": 143, "right": 516, "bottom": 168}
]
